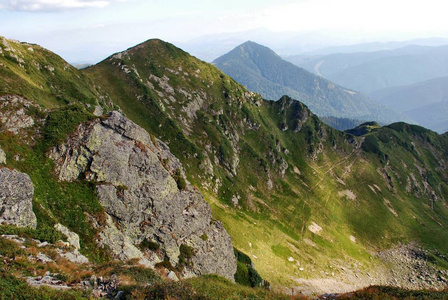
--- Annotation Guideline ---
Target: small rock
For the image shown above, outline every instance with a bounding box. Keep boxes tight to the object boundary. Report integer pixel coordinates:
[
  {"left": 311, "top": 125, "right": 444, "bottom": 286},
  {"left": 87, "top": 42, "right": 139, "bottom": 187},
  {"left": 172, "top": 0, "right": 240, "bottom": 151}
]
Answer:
[
  {"left": 36, "top": 252, "right": 53, "bottom": 263},
  {"left": 54, "top": 223, "right": 81, "bottom": 249},
  {"left": 288, "top": 257, "right": 294, "bottom": 262},
  {"left": 57, "top": 248, "right": 89, "bottom": 264},
  {"left": 37, "top": 241, "right": 49, "bottom": 248},
  {"left": 167, "top": 271, "right": 179, "bottom": 281},
  {"left": 0, "top": 148, "right": 6, "bottom": 164},
  {"left": 231, "top": 196, "right": 239, "bottom": 207},
  {"left": 93, "top": 105, "right": 103, "bottom": 117}
]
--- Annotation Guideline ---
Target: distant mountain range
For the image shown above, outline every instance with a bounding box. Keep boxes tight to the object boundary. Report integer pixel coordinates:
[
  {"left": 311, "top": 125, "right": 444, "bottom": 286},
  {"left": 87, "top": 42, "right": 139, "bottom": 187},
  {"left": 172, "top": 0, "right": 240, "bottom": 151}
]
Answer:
[
  {"left": 285, "top": 45, "right": 448, "bottom": 133},
  {"left": 178, "top": 28, "right": 356, "bottom": 62},
  {"left": 370, "top": 77, "right": 448, "bottom": 133},
  {"left": 296, "top": 37, "right": 448, "bottom": 55},
  {"left": 213, "top": 41, "right": 409, "bottom": 125},
  {"left": 178, "top": 28, "right": 448, "bottom": 62},
  {"left": 286, "top": 45, "right": 448, "bottom": 94}
]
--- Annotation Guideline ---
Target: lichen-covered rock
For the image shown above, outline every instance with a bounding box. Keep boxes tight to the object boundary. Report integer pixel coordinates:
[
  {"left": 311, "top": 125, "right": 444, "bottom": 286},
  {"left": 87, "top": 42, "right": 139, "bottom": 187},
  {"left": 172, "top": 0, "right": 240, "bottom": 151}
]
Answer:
[
  {"left": 97, "top": 214, "right": 153, "bottom": 266},
  {"left": 0, "top": 168, "right": 37, "bottom": 228},
  {"left": 0, "top": 95, "right": 37, "bottom": 134},
  {"left": 49, "top": 111, "right": 237, "bottom": 281}
]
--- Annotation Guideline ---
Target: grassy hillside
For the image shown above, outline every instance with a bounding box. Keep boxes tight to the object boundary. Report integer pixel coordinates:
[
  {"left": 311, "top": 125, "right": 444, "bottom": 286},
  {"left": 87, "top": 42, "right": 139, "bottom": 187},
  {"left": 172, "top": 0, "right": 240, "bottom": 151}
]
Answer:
[
  {"left": 212, "top": 41, "right": 409, "bottom": 124},
  {"left": 84, "top": 39, "right": 448, "bottom": 290},
  {"left": 0, "top": 36, "right": 111, "bottom": 111}
]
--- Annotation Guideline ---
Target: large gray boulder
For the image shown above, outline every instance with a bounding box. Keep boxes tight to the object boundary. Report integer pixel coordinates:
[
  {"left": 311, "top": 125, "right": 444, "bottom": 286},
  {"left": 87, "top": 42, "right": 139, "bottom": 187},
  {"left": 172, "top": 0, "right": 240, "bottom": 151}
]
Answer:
[
  {"left": 0, "top": 168, "right": 37, "bottom": 228},
  {"left": 49, "top": 111, "right": 236, "bottom": 281}
]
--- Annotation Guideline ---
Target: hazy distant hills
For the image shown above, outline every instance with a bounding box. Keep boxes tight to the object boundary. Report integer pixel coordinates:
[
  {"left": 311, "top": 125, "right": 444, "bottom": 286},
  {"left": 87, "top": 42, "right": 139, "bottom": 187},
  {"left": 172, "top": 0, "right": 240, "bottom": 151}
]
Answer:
[
  {"left": 298, "top": 37, "right": 448, "bottom": 56},
  {"left": 178, "top": 28, "right": 356, "bottom": 62},
  {"left": 371, "top": 76, "right": 448, "bottom": 111},
  {"left": 213, "top": 41, "right": 409, "bottom": 125},
  {"left": 370, "top": 77, "right": 448, "bottom": 133},
  {"left": 178, "top": 28, "right": 448, "bottom": 63},
  {"left": 286, "top": 45, "right": 448, "bottom": 94},
  {"left": 407, "top": 101, "right": 448, "bottom": 133}
]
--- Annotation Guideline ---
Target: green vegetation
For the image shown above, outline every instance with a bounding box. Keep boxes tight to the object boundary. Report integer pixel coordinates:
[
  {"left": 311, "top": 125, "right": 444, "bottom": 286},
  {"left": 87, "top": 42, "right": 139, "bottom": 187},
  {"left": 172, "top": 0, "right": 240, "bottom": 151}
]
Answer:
[
  {"left": 42, "top": 104, "right": 94, "bottom": 148},
  {"left": 234, "top": 248, "right": 266, "bottom": 288},
  {"left": 0, "top": 224, "right": 63, "bottom": 244},
  {"left": 346, "top": 121, "right": 381, "bottom": 136},
  {"left": 178, "top": 244, "right": 195, "bottom": 271},
  {"left": 139, "top": 238, "right": 160, "bottom": 251},
  {"left": 320, "top": 116, "right": 363, "bottom": 131},
  {"left": 173, "top": 168, "right": 187, "bottom": 190}
]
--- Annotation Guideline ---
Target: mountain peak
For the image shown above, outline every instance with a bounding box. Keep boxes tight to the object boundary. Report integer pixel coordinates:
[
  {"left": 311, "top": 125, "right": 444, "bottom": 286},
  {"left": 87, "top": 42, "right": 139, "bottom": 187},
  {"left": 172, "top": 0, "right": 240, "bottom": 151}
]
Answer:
[
  {"left": 228, "top": 40, "right": 280, "bottom": 59},
  {"left": 103, "top": 38, "right": 188, "bottom": 63},
  {"left": 213, "top": 42, "right": 408, "bottom": 124}
]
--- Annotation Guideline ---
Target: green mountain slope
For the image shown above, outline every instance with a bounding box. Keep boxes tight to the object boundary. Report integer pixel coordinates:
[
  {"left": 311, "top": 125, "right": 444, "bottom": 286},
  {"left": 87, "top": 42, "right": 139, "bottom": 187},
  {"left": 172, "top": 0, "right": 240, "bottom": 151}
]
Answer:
[
  {"left": 84, "top": 39, "right": 448, "bottom": 291},
  {"left": 0, "top": 36, "right": 108, "bottom": 110},
  {"left": 212, "top": 41, "right": 409, "bottom": 125}
]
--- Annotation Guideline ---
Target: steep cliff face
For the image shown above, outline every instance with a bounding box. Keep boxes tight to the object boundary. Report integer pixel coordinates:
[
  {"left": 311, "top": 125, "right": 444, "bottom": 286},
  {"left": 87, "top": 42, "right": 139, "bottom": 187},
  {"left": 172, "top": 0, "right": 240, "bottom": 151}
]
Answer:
[{"left": 49, "top": 111, "right": 236, "bottom": 280}]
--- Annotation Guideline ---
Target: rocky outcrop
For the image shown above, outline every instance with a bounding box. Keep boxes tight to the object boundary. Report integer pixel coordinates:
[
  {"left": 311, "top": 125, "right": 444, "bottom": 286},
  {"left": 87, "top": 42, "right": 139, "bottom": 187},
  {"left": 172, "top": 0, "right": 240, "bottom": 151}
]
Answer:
[
  {"left": 49, "top": 111, "right": 236, "bottom": 281},
  {"left": 0, "top": 95, "right": 37, "bottom": 134},
  {"left": 0, "top": 168, "right": 37, "bottom": 228}
]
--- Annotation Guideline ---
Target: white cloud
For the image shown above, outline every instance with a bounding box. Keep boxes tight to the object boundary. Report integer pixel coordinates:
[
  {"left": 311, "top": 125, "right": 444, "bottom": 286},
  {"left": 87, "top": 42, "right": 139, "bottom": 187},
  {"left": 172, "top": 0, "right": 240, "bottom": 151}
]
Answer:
[
  {"left": 0, "top": 0, "right": 123, "bottom": 12},
  {"left": 257, "top": 0, "right": 448, "bottom": 35}
]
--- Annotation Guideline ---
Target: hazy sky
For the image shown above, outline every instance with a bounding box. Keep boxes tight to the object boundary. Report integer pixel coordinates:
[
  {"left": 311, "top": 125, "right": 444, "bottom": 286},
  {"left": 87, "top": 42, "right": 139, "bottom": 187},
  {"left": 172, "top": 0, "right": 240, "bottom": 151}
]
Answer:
[{"left": 1, "top": 0, "right": 448, "bottom": 62}]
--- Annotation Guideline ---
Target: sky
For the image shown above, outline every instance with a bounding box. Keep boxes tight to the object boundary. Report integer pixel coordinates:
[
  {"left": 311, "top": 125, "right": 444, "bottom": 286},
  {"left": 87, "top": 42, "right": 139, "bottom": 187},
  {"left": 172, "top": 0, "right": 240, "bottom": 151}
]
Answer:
[{"left": 1, "top": 0, "right": 448, "bottom": 63}]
